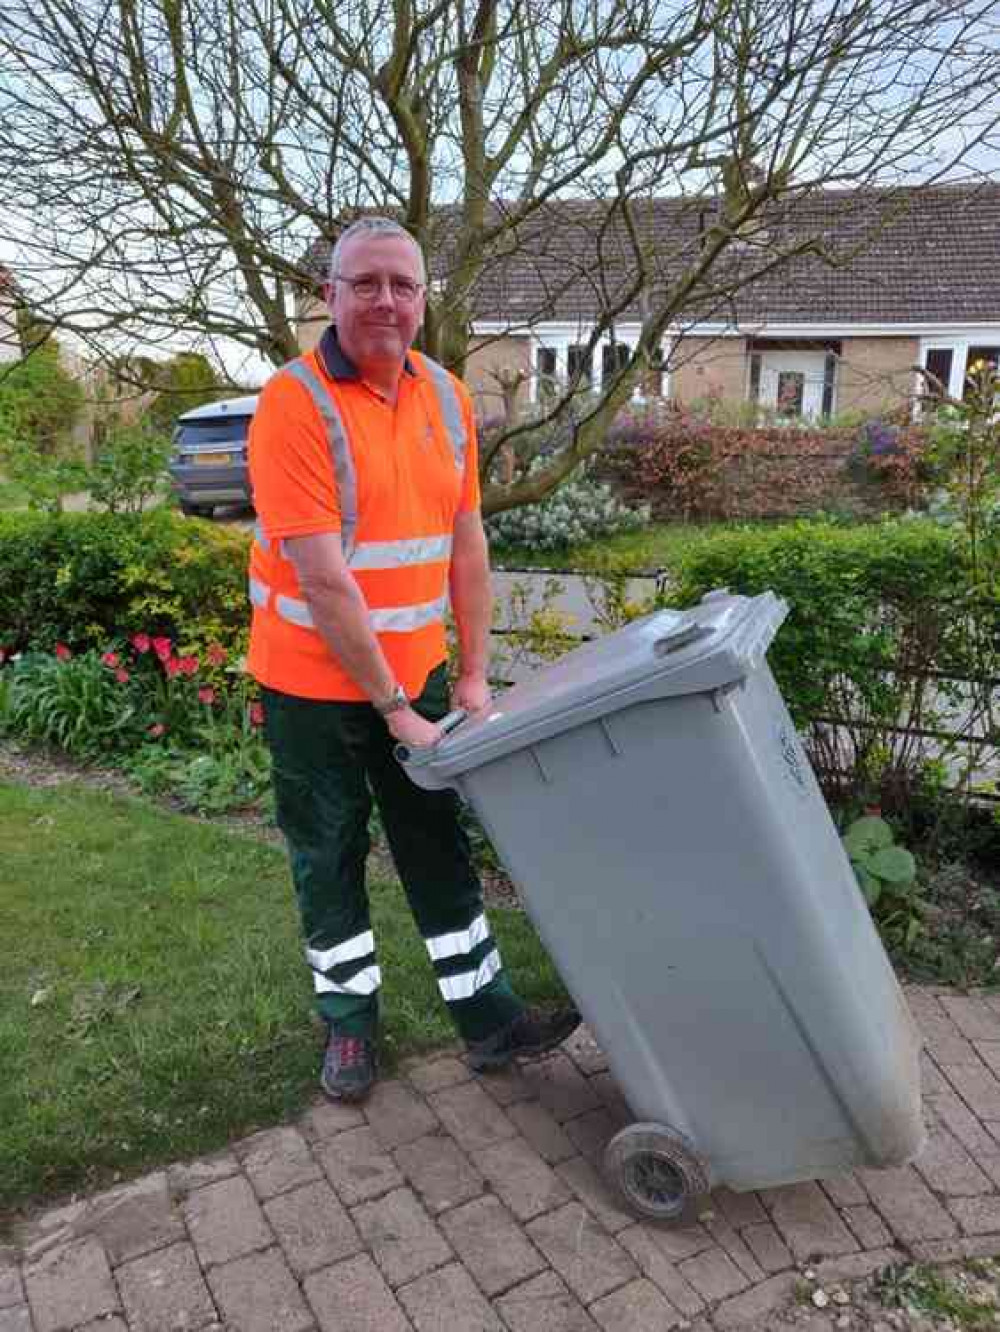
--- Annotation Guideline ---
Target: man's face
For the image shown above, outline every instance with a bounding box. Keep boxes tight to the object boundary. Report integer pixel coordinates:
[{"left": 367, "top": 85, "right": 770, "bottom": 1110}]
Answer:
[{"left": 327, "top": 234, "right": 426, "bottom": 372}]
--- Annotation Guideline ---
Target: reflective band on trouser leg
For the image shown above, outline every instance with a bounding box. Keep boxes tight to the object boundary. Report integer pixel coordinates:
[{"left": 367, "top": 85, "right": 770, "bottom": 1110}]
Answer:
[
  {"left": 307, "top": 929, "right": 381, "bottom": 996},
  {"left": 425, "top": 913, "right": 501, "bottom": 1002}
]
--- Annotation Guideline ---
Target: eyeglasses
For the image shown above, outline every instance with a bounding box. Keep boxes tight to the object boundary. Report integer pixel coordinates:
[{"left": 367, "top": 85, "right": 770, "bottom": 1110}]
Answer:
[{"left": 334, "top": 275, "right": 424, "bottom": 304}]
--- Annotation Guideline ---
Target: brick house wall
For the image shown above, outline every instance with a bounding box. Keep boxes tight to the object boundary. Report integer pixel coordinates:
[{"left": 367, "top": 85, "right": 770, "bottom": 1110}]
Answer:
[
  {"left": 836, "top": 336, "right": 920, "bottom": 415},
  {"left": 669, "top": 336, "right": 749, "bottom": 405}
]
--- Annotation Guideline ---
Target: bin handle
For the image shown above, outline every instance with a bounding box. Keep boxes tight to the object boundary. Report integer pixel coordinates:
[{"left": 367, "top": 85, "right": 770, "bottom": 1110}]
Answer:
[{"left": 394, "top": 708, "right": 468, "bottom": 767}]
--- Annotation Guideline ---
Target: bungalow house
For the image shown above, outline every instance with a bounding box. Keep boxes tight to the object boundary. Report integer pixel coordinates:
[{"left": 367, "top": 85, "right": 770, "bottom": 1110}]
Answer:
[{"left": 296, "top": 181, "right": 1000, "bottom": 422}]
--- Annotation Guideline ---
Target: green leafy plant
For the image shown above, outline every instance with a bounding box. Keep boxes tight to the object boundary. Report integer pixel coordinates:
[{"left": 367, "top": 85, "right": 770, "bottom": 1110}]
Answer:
[
  {"left": 87, "top": 421, "right": 173, "bottom": 515},
  {"left": 842, "top": 814, "right": 924, "bottom": 951},
  {"left": 1, "top": 649, "right": 142, "bottom": 757},
  {"left": 486, "top": 465, "right": 649, "bottom": 552}
]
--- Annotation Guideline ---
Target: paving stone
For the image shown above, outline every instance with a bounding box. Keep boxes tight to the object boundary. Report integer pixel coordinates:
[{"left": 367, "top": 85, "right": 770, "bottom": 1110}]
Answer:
[
  {"left": 475, "top": 1065, "right": 535, "bottom": 1107},
  {"left": 762, "top": 1181, "right": 859, "bottom": 1259},
  {"left": 427, "top": 1082, "right": 517, "bottom": 1153},
  {"left": 365, "top": 1078, "right": 440, "bottom": 1149},
  {"left": 352, "top": 1186, "right": 452, "bottom": 1287},
  {"left": 676, "top": 1246, "right": 748, "bottom": 1302},
  {"left": 914, "top": 1120, "right": 993, "bottom": 1196},
  {"left": 264, "top": 1179, "right": 362, "bottom": 1276},
  {"left": 741, "top": 1221, "right": 793, "bottom": 1273},
  {"left": 712, "top": 1272, "right": 799, "bottom": 1329},
  {"left": 910, "top": 1234, "right": 1000, "bottom": 1263},
  {"left": 526, "top": 1201, "right": 638, "bottom": 1303},
  {"left": 299, "top": 1096, "right": 367, "bottom": 1143},
  {"left": 858, "top": 1165, "right": 959, "bottom": 1241},
  {"left": 398, "top": 1260, "right": 503, "bottom": 1331},
  {"left": 303, "top": 1253, "right": 409, "bottom": 1332},
  {"left": 0, "top": 1308, "right": 32, "bottom": 1332},
  {"left": 74, "top": 1317, "right": 129, "bottom": 1332},
  {"left": 923, "top": 1027, "right": 980, "bottom": 1067},
  {"left": 814, "top": 1246, "right": 905, "bottom": 1284},
  {"left": 207, "top": 1246, "right": 312, "bottom": 1332},
  {"left": 820, "top": 1174, "right": 868, "bottom": 1208},
  {"left": 315, "top": 1126, "right": 404, "bottom": 1206},
  {"left": 166, "top": 1151, "right": 240, "bottom": 1199},
  {"left": 405, "top": 1056, "right": 471, "bottom": 1095},
  {"left": 438, "top": 1196, "right": 546, "bottom": 1297},
  {"left": 921, "top": 1053, "right": 951, "bottom": 1094},
  {"left": 554, "top": 1156, "right": 634, "bottom": 1234},
  {"left": 946, "top": 1060, "right": 1000, "bottom": 1120},
  {"left": 182, "top": 1174, "right": 272, "bottom": 1267},
  {"left": 393, "top": 1132, "right": 484, "bottom": 1215},
  {"left": 561, "top": 1026, "right": 609, "bottom": 1078},
  {"left": 710, "top": 1187, "right": 767, "bottom": 1229},
  {"left": 237, "top": 1126, "right": 322, "bottom": 1200},
  {"left": 480, "top": 1136, "right": 571, "bottom": 1221},
  {"left": 702, "top": 1215, "right": 766, "bottom": 1281},
  {"left": 506, "top": 1101, "right": 577, "bottom": 1165},
  {"left": 617, "top": 1225, "right": 706, "bottom": 1317},
  {"left": 941, "top": 994, "right": 1000, "bottom": 1040},
  {"left": 496, "top": 1271, "right": 598, "bottom": 1332},
  {"left": 927, "top": 1087, "right": 1000, "bottom": 1155},
  {"left": 116, "top": 1241, "right": 216, "bottom": 1332},
  {"left": 24, "top": 1239, "right": 118, "bottom": 1332},
  {"left": 843, "top": 1204, "right": 893, "bottom": 1249},
  {"left": 0, "top": 1268, "right": 23, "bottom": 1310},
  {"left": 521, "top": 1055, "right": 602, "bottom": 1123},
  {"left": 564, "top": 1109, "right": 622, "bottom": 1165},
  {"left": 587, "top": 1074, "right": 631, "bottom": 1121},
  {"left": 76, "top": 1173, "right": 187, "bottom": 1269},
  {"left": 947, "top": 1194, "right": 1000, "bottom": 1235},
  {"left": 589, "top": 1276, "right": 681, "bottom": 1331}
]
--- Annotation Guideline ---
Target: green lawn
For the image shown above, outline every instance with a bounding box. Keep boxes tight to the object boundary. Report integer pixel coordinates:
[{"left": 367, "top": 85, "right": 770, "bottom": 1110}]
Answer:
[
  {"left": 0, "top": 478, "right": 28, "bottom": 511},
  {"left": 491, "top": 519, "right": 772, "bottom": 575},
  {"left": 0, "top": 780, "right": 565, "bottom": 1216}
]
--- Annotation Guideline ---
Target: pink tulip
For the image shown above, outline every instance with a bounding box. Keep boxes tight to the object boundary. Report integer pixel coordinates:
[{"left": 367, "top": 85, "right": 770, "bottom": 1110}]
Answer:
[
  {"left": 206, "top": 644, "right": 227, "bottom": 667},
  {"left": 178, "top": 655, "right": 199, "bottom": 677},
  {"left": 101, "top": 651, "right": 120, "bottom": 668},
  {"left": 249, "top": 701, "right": 265, "bottom": 727},
  {"left": 115, "top": 668, "right": 130, "bottom": 684},
  {"left": 55, "top": 643, "right": 72, "bottom": 661},
  {"left": 131, "top": 633, "right": 151, "bottom": 654},
  {"left": 198, "top": 686, "right": 216, "bottom": 706},
  {"left": 152, "top": 636, "right": 172, "bottom": 662}
]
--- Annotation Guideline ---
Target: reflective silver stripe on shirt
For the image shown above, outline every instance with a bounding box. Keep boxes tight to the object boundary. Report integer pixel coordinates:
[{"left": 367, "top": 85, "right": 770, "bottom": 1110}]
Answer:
[
  {"left": 283, "top": 360, "right": 358, "bottom": 559},
  {"left": 425, "top": 913, "right": 489, "bottom": 962},
  {"left": 370, "top": 595, "right": 447, "bottom": 634},
  {"left": 270, "top": 590, "right": 446, "bottom": 635},
  {"left": 249, "top": 576, "right": 270, "bottom": 609},
  {"left": 307, "top": 931, "right": 375, "bottom": 971},
  {"left": 421, "top": 356, "right": 468, "bottom": 474},
  {"left": 437, "top": 949, "right": 501, "bottom": 1003},
  {"left": 349, "top": 534, "right": 453, "bottom": 571},
  {"left": 313, "top": 964, "right": 381, "bottom": 996},
  {"left": 254, "top": 521, "right": 270, "bottom": 552}
]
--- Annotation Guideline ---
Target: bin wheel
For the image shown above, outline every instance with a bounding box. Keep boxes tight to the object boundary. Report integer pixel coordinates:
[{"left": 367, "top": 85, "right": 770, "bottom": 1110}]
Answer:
[{"left": 604, "top": 1123, "right": 710, "bottom": 1225}]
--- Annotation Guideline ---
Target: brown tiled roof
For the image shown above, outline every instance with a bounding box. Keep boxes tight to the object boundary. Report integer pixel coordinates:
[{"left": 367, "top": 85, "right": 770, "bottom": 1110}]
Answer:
[{"left": 303, "top": 181, "right": 1000, "bottom": 328}]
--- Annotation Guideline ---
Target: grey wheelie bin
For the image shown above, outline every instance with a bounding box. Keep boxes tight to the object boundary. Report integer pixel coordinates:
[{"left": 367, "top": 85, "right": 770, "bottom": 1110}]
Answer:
[{"left": 398, "top": 588, "right": 925, "bottom": 1224}]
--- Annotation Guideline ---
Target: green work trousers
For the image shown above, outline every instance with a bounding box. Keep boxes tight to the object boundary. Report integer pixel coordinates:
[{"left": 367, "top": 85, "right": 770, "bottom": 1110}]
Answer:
[{"left": 262, "top": 665, "right": 523, "bottom": 1041}]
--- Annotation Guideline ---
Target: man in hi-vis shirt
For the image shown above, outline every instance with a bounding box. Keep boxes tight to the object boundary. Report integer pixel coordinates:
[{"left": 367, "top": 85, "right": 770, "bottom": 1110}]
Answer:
[{"left": 247, "top": 217, "right": 579, "bottom": 1101}]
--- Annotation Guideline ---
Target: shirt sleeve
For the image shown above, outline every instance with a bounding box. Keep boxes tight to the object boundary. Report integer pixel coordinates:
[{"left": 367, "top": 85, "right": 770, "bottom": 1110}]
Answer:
[
  {"left": 247, "top": 369, "right": 342, "bottom": 540},
  {"left": 456, "top": 379, "right": 481, "bottom": 514}
]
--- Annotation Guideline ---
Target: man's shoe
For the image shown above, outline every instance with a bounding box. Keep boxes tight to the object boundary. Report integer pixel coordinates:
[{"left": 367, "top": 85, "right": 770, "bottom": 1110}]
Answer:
[
  {"left": 467, "top": 1005, "right": 581, "bottom": 1073},
  {"left": 321, "top": 1030, "right": 377, "bottom": 1101}
]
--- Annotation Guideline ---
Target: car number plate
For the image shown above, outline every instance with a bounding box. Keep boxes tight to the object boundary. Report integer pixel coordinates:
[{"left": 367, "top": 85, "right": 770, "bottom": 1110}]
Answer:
[{"left": 193, "top": 452, "right": 231, "bottom": 466}]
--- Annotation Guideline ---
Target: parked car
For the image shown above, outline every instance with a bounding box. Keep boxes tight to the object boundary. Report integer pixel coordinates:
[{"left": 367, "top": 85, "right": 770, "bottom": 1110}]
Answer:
[{"left": 169, "top": 395, "right": 258, "bottom": 517}]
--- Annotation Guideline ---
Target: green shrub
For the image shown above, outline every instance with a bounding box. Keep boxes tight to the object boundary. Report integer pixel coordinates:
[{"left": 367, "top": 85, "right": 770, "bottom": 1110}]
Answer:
[
  {"left": 0, "top": 509, "right": 251, "bottom": 660},
  {"left": 87, "top": 421, "right": 173, "bottom": 515},
  {"left": 668, "top": 518, "right": 982, "bottom": 807},
  {"left": 486, "top": 469, "right": 649, "bottom": 552}
]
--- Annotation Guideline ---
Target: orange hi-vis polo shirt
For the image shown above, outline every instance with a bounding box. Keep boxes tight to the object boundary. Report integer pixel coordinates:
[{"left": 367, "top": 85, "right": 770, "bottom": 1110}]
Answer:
[{"left": 247, "top": 326, "right": 480, "bottom": 701}]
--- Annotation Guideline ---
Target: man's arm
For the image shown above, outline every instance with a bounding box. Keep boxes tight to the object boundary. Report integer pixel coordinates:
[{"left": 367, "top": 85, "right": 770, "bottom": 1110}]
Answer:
[
  {"left": 449, "top": 510, "right": 493, "bottom": 714},
  {"left": 284, "top": 533, "right": 441, "bottom": 746}
]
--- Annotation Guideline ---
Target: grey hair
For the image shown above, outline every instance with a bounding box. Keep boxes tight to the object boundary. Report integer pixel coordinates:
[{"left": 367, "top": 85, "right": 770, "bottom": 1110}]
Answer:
[{"left": 329, "top": 217, "right": 426, "bottom": 284}]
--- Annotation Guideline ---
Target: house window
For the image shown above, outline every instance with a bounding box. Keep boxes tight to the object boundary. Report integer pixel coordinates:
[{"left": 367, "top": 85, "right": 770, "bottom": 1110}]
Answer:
[
  {"left": 567, "top": 344, "right": 594, "bottom": 390},
  {"left": 924, "top": 348, "right": 954, "bottom": 401},
  {"left": 965, "top": 346, "right": 1000, "bottom": 400},
  {"left": 601, "top": 342, "right": 631, "bottom": 387},
  {"left": 822, "top": 353, "right": 838, "bottom": 419},
  {"left": 535, "top": 346, "right": 558, "bottom": 399},
  {"left": 776, "top": 371, "right": 805, "bottom": 417},
  {"left": 748, "top": 352, "right": 762, "bottom": 403}
]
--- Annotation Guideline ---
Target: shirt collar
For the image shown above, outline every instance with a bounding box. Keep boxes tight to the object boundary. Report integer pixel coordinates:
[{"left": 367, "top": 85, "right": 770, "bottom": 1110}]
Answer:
[{"left": 317, "top": 325, "right": 417, "bottom": 382}]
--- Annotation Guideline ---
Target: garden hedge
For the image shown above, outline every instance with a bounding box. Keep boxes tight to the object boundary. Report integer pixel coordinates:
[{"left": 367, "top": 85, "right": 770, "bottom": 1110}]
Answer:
[{"left": 0, "top": 510, "right": 252, "bottom": 659}]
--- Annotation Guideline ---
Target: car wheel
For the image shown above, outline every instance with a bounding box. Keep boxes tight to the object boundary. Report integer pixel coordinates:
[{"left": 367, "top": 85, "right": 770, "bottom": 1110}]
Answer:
[{"left": 180, "top": 501, "right": 214, "bottom": 518}]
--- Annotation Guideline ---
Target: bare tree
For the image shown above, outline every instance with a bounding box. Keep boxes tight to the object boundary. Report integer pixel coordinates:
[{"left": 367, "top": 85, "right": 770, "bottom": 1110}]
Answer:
[{"left": 0, "top": 0, "right": 997, "bottom": 512}]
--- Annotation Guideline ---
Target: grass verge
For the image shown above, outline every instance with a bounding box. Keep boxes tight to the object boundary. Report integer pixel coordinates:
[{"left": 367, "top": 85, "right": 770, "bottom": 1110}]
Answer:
[{"left": 0, "top": 780, "right": 566, "bottom": 1218}]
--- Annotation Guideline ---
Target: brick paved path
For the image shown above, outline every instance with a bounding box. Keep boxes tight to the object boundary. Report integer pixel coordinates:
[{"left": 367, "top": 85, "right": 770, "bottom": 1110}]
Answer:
[{"left": 6, "top": 986, "right": 1000, "bottom": 1332}]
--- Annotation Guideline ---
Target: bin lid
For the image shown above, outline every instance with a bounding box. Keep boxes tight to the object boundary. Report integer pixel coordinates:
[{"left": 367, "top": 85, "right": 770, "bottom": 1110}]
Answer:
[{"left": 402, "top": 588, "right": 788, "bottom": 786}]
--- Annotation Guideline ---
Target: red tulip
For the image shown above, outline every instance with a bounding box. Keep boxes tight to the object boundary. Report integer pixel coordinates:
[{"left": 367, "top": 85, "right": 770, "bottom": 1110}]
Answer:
[
  {"left": 198, "top": 686, "right": 216, "bottom": 706},
  {"left": 148, "top": 722, "right": 166, "bottom": 738},
  {"left": 131, "top": 633, "right": 151, "bottom": 653},
  {"left": 55, "top": 643, "right": 72, "bottom": 661},
  {"left": 152, "top": 636, "right": 172, "bottom": 662},
  {"left": 249, "top": 701, "right": 264, "bottom": 727},
  {"left": 178, "top": 655, "right": 199, "bottom": 677},
  {"left": 101, "top": 651, "right": 120, "bottom": 668},
  {"left": 115, "top": 668, "right": 130, "bottom": 684},
  {"left": 164, "top": 657, "right": 182, "bottom": 679}
]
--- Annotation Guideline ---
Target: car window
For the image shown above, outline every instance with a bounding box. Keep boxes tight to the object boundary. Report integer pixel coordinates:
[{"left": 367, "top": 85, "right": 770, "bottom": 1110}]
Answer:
[{"left": 175, "top": 418, "right": 250, "bottom": 446}]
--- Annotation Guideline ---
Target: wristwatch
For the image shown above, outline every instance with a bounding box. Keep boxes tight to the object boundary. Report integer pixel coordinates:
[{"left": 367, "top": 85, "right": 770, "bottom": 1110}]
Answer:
[{"left": 374, "top": 684, "right": 409, "bottom": 716}]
